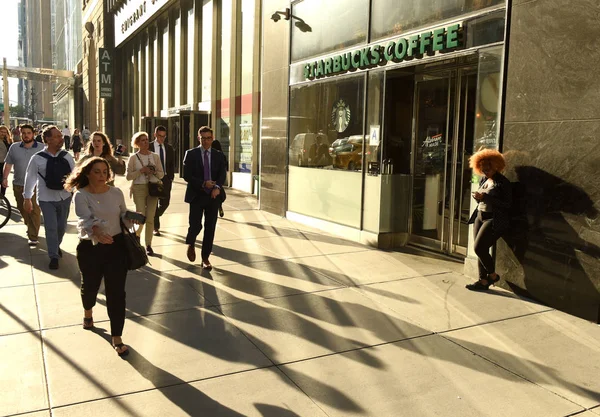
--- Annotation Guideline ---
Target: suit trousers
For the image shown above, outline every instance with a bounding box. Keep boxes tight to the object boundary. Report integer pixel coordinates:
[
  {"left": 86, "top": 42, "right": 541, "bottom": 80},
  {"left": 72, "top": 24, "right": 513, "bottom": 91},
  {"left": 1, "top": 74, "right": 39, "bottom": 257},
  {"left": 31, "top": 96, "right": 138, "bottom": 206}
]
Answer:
[
  {"left": 473, "top": 211, "right": 501, "bottom": 280},
  {"left": 77, "top": 235, "right": 128, "bottom": 336},
  {"left": 185, "top": 195, "right": 219, "bottom": 260},
  {"left": 153, "top": 178, "right": 172, "bottom": 230},
  {"left": 131, "top": 184, "right": 158, "bottom": 246},
  {"left": 13, "top": 184, "right": 41, "bottom": 241}
]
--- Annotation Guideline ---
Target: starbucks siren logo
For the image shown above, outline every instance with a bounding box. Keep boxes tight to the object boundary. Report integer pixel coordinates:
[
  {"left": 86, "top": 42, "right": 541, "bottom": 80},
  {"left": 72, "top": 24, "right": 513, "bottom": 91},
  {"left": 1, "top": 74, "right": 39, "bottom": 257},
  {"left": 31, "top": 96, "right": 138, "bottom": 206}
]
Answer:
[{"left": 332, "top": 100, "right": 351, "bottom": 133}]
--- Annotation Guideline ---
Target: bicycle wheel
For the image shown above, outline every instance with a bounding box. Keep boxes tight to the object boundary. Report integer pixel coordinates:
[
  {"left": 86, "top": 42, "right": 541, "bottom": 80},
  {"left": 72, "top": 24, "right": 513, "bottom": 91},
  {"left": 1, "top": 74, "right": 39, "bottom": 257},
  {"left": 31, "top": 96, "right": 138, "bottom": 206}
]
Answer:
[{"left": 0, "top": 194, "right": 11, "bottom": 229}]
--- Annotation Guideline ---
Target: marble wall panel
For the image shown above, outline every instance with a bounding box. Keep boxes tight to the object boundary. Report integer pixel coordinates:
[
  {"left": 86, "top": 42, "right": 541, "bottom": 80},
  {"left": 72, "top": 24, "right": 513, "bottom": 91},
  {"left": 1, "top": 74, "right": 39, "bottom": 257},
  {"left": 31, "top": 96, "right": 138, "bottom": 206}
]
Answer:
[
  {"left": 260, "top": 0, "right": 291, "bottom": 216},
  {"left": 497, "top": 120, "right": 600, "bottom": 322},
  {"left": 504, "top": 0, "right": 600, "bottom": 122}
]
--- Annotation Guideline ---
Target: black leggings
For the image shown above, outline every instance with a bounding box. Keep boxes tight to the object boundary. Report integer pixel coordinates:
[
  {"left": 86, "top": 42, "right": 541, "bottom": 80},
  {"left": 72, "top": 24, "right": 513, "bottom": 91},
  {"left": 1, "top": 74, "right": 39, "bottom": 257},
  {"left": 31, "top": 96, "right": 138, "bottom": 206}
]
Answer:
[
  {"left": 473, "top": 212, "right": 502, "bottom": 280},
  {"left": 77, "top": 234, "right": 128, "bottom": 336}
]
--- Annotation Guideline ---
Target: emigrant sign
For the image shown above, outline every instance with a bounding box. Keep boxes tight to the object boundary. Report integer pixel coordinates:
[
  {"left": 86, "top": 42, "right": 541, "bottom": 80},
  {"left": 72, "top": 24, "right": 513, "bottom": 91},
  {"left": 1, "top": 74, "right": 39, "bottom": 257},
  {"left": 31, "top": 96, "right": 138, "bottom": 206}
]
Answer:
[{"left": 303, "top": 23, "right": 462, "bottom": 80}]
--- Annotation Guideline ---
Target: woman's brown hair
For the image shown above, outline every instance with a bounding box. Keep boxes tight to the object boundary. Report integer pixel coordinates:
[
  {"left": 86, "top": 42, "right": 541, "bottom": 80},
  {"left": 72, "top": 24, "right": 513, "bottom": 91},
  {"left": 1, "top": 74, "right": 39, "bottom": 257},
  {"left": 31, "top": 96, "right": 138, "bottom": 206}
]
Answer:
[
  {"left": 64, "top": 157, "right": 113, "bottom": 191},
  {"left": 85, "top": 131, "right": 114, "bottom": 157},
  {"left": 469, "top": 148, "right": 506, "bottom": 176}
]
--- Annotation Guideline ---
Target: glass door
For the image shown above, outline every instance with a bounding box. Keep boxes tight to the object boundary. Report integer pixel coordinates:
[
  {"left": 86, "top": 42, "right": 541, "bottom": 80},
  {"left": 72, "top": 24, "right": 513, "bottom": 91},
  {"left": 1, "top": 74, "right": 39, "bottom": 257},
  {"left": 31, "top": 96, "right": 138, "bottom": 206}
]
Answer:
[{"left": 410, "top": 67, "right": 477, "bottom": 256}]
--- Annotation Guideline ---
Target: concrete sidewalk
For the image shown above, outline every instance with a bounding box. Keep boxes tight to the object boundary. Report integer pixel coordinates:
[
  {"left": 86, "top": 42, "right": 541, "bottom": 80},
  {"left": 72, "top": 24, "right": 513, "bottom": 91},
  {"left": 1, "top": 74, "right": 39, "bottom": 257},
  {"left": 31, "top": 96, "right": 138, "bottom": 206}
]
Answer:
[{"left": 1, "top": 175, "right": 599, "bottom": 417}]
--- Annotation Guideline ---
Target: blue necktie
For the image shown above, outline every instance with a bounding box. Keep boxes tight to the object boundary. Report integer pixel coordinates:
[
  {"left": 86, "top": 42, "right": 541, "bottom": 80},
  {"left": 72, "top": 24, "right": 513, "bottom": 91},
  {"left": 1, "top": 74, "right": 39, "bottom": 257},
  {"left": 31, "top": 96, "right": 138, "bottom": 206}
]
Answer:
[{"left": 204, "top": 150, "right": 211, "bottom": 193}]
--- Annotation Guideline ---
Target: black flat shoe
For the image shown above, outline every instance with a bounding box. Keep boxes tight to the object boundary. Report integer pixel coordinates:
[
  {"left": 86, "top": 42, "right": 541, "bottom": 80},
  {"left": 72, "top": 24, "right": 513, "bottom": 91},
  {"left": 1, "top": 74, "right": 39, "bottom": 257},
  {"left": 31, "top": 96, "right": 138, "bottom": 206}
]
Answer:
[
  {"left": 146, "top": 245, "right": 154, "bottom": 256},
  {"left": 466, "top": 280, "right": 492, "bottom": 291}
]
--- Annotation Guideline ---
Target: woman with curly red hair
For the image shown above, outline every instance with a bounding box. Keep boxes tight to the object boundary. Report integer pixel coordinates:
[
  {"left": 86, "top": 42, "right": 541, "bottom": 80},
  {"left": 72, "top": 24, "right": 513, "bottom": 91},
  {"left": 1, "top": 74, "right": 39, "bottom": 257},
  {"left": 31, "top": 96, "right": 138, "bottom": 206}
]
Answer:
[{"left": 466, "top": 148, "right": 512, "bottom": 291}]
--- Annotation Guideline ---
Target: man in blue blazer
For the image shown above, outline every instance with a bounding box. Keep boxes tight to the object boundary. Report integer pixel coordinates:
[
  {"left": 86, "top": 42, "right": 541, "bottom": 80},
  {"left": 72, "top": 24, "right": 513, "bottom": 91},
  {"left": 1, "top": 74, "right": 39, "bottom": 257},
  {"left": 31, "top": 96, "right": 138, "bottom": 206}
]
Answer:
[{"left": 184, "top": 126, "right": 227, "bottom": 269}]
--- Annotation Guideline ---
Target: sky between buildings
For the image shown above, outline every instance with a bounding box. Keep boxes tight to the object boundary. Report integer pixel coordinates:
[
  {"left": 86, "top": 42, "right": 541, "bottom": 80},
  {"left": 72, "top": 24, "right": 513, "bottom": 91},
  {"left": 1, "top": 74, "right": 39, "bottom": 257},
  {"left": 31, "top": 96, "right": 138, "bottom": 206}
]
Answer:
[{"left": 0, "top": 0, "right": 23, "bottom": 105}]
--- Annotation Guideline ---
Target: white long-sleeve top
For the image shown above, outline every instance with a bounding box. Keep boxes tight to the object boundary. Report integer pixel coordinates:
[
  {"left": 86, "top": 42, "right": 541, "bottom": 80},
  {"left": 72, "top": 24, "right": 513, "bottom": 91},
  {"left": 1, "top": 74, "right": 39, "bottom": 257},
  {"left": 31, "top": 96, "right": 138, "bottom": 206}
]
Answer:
[
  {"left": 23, "top": 149, "right": 75, "bottom": 202},
  {"left": 74, "top": 187, "right": 133, "bottom": 243}
]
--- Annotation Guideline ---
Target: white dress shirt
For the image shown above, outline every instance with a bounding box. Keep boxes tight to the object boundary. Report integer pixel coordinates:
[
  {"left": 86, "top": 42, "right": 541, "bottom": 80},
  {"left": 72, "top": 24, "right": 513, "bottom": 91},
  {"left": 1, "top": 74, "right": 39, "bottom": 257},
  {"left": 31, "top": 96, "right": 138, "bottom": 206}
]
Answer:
[
  {"left": 23, "top": 149, "right": 75, "bottom": 202},
  {"left": 153, "top": 141, "right": 167, "bottom": 176}
]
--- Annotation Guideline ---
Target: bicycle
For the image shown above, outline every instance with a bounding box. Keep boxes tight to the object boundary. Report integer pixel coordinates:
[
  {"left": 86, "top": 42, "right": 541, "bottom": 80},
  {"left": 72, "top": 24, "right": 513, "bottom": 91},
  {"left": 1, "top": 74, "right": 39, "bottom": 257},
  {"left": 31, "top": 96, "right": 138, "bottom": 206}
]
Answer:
[{"left": 0, "top": 193, "right": 12, "bottom": 229}]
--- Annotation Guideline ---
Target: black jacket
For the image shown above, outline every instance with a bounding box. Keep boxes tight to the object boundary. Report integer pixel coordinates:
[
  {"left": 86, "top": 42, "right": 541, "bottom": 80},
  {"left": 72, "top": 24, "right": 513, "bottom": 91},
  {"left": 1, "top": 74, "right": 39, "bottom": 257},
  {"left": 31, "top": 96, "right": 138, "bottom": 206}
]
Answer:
[
  {"left": 150, "top": 141, "right": 175, "bottom": 181},
  {"left": 468, "top": 172, "right": 512, "bottom": 233}
]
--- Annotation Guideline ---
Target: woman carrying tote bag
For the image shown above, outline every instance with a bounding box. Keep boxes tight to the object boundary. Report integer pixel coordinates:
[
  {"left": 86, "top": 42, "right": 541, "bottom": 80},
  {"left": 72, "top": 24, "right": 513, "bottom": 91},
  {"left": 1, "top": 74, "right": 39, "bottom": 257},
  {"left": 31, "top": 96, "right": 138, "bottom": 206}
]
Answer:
[
  {"left": 65, "top": 157, "right": 142, "bottom": 357},
  {"left": 126, "top": 131, "right": 164, "bottom": 256}
]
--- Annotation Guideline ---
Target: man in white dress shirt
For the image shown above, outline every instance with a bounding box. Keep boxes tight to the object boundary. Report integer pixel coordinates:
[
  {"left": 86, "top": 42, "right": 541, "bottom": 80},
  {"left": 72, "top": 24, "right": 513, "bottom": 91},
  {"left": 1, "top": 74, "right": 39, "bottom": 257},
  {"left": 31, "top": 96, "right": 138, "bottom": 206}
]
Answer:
[{"left": 24, "top": 126, "right": 75, "bottom": 269}]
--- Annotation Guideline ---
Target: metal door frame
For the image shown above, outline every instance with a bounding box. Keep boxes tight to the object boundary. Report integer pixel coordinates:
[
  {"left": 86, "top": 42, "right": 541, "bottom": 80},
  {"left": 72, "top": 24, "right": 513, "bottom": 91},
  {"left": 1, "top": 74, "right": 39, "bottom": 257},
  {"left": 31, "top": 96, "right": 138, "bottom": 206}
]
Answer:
[{"left": 408, "top": 65, "right": 476, "bottom": 257}]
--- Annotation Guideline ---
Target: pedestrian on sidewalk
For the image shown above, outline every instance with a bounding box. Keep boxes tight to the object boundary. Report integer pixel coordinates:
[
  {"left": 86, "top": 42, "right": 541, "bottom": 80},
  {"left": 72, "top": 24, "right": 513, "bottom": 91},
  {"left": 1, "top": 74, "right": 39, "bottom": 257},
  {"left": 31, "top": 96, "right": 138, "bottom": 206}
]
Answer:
[
  {"left": 126, "top": 131, "right": 164, "bottom": 256},
  {"left": 2, "top": 124, "right": 42, "bottom": 246},
  {"left": 0, "top": 125, "right": 13, "bottom": 196},
  {"left": 23, "top": 126, "right": 75, "bottom": 269},
  {"left": 466, "top": 148, "right": 512, "bottom": 291},
  {"left": 71, "top": 128, "right": 83, "bottom": 161},
  {"left": 61, "top": 125, "right": 71, "bottom": 151},
  {"left": 66, "top": 156, "right": 135, "bottom": 357},
  {"left": 211, "top": 138, "right": 227, "bottom": 218},
  {"left": 150, "top": 125, "right": 174, "bottom": 237},
  {"left": 184, "top": 126, "right": 227, "bottom": 270},
  {"left": 81, "top": 125, "right": 91, "bottom": 147},
  {"left": 79, "top": 131, "right": 126, "bottom": 186}
]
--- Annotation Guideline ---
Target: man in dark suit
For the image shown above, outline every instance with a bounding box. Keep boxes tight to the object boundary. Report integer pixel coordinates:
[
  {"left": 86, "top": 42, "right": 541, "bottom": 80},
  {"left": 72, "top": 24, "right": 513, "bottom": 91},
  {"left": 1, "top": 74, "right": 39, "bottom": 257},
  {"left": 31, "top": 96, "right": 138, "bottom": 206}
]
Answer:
[
  {"left": 184, "top": 126, "right": 227, "bottom": 270},
  {"left": 151, "top": 125, "right": 175, "bottom": 236}
]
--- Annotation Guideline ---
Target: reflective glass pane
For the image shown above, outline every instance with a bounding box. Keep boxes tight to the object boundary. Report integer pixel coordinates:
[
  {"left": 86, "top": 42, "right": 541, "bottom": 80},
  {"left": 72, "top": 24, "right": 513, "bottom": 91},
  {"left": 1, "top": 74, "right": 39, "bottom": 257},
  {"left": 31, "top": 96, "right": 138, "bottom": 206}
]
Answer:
[
  {"left": 371, "top": 0, "right": 505, "bottom": 41},
  {"left": 291, "top": 0, "right": 369, "bottom": 62}
]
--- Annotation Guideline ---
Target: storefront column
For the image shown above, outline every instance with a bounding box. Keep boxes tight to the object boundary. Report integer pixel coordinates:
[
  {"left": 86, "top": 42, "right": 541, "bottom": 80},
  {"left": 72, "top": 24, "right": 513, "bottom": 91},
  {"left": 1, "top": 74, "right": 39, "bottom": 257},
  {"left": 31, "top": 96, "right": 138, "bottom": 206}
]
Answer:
[{"left": 251, "top": 0, "right": 262, "bottom": 192}]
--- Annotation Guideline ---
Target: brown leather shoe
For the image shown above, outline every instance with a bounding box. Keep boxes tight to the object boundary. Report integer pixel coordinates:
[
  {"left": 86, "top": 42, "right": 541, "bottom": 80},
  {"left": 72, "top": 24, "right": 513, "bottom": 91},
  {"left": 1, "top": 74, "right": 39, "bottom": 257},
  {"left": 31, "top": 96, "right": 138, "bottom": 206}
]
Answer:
[
  {"left": 202, "top": 259, "right": 212, "bottom": 270},
  {"left": 187, "top": 244, "right": 196, "bottom": 262}
]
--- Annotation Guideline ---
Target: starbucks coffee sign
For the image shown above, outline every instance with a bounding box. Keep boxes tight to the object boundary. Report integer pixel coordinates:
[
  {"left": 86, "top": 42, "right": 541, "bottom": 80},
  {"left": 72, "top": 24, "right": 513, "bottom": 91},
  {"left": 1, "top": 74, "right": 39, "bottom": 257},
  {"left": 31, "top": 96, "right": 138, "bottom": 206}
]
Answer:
[{"left": 304, "top": 24, "right": 462, "bottom": 80}]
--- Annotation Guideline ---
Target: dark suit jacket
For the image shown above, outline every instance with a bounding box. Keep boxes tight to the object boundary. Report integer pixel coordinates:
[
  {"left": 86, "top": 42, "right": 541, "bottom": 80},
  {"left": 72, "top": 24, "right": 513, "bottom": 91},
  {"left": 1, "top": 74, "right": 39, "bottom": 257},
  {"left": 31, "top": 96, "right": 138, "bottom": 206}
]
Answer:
[
  {"left": 183, "top": 146, "right": 227, "bottom": 204},
  {"left": 468, "top": 172, "right": 513, "bottom": 234},
  {"left": 150, "top": 141, "right": 175, "bottom": 181}
]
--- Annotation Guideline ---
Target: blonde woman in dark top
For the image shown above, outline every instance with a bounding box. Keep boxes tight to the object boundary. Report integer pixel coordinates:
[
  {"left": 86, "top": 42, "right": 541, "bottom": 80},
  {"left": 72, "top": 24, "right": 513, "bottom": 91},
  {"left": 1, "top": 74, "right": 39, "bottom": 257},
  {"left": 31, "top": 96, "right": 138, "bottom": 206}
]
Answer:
[
  {"left": 79, "top": 131, "right": 126, "bottom": 185},
  {"left": 65, "top": 157, "right": 140, "bottom": 357}
]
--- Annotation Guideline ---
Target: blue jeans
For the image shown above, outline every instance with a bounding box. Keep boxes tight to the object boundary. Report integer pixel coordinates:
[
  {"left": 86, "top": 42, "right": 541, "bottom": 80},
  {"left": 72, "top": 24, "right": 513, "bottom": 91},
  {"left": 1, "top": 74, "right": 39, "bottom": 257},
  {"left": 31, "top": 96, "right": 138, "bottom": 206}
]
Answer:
[{"left": 39, "top": 197, "right": 72, "bottom": 260}]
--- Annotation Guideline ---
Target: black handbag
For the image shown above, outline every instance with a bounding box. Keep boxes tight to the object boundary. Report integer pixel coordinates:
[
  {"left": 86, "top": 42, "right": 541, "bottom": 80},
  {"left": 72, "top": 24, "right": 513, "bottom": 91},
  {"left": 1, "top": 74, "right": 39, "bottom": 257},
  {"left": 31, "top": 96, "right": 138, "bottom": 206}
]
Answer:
[
  {"left": 120, "top": 220, "right": 148, "bottom": 270},
  {"left": 136, "top": 153, "right": 165, "bottom": 197},
  {"left": 148, "top": 180, "right": 164, "bottom": 197}
]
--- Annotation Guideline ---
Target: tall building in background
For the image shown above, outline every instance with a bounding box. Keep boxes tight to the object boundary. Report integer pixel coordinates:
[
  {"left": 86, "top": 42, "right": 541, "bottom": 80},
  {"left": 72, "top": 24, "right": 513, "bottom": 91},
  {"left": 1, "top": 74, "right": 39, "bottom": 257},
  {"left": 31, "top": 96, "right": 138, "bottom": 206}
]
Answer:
[
  {"left": 17, "top": 0, "right": 27, "bottom": 109},
  {"left": 22, "top": 0, "right": 54, "bottom": 122},
  {"left": 52, "top": 0, "right": 83, "bottom": 128}
]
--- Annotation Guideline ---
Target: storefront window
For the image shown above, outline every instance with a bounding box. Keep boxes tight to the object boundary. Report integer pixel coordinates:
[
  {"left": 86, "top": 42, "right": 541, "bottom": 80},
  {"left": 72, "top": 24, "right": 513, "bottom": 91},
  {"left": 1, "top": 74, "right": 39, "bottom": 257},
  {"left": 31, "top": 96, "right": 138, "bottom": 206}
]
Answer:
[
  {"left": 218, "top": 0, "right": 232, "bottom": 162},
  {"left": 371, "top": 0, "right": 505, "bottom": 41},
  {"left": 291, "top": 0, "right": 369, "bottom": 62},
  {"left": 201, "top": 0, "right": 212, "bottom": 103},
  {"left": 235, "top": 0, "right": 255, "bottom": 173},
  {"left": 288, "top": 75, "right": 365, "bottom": 228},
  {"left": 473, "top": 45, "right": 503, "bottom": 151}
]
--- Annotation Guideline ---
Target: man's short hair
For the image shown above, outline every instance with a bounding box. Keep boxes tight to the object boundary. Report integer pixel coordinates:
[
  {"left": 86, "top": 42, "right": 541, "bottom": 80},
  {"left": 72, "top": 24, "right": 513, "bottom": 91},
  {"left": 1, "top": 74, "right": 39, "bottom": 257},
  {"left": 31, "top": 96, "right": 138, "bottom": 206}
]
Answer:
[
  {"left": 20, "top": 124, "right": 34, "bottom": 133},
  {"left": 42, "top": 125, "right": 59, "bottom": 143},
  {"left": 198, "top": 126, "right": 213, "bottom": 136},
  {"left": 155, "top": 125, "right": 167, "bottom": 134}
]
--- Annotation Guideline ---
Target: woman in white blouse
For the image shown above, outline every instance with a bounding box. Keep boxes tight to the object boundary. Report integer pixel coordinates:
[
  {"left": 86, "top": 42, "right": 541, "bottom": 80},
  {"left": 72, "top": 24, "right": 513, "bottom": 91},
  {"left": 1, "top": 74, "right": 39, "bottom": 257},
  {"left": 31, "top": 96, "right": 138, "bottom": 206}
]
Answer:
[
  {"left": 126, "top": 131, "right": 164, "bottom": 256},
  {"left": 65, "top": 157, "right": 137, "bottom": 357}
]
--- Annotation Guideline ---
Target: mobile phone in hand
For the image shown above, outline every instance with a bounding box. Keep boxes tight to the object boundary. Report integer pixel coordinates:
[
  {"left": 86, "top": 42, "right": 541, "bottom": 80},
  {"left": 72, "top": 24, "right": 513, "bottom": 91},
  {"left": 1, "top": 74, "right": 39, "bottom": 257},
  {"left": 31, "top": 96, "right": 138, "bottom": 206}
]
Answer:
[{"left": 125, "top": 210, "right": 146, "bottom": 224}]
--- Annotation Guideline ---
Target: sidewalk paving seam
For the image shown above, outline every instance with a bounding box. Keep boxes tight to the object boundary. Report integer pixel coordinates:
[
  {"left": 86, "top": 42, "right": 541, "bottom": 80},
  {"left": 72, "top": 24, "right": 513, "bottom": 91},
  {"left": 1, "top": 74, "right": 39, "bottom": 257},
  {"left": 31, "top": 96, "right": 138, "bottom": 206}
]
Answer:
[
  {"left": 30, "top": 257, "right": 54, "bottom": 416},
  {"left": 44, "top": 365, "right": 279, "bottom": 414},
  {"left": 208, "top": 304, "right": 335, "bottom": 417},
  {"left": 440, "top": 333, "right": 591, "bottom": 414}
]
